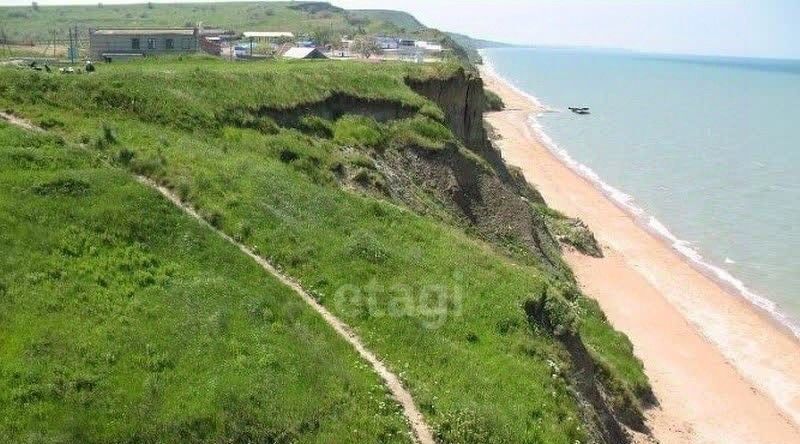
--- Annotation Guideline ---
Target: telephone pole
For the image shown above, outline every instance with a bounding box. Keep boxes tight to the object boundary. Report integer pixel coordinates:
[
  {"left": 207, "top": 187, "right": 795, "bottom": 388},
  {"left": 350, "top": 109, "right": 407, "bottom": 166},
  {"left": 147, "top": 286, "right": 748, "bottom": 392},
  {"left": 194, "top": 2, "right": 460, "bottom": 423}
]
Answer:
[{"left": 68, "top": 26, "right": 74, "bottom": 64}]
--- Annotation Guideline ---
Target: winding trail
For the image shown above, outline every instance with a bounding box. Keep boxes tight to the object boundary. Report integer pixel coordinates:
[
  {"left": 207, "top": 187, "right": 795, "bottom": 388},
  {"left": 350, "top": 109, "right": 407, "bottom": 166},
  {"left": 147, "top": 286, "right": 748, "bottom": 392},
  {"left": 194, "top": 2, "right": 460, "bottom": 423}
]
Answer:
[{"left": 0, "top": 111, "right": 435, "bottom": 444}]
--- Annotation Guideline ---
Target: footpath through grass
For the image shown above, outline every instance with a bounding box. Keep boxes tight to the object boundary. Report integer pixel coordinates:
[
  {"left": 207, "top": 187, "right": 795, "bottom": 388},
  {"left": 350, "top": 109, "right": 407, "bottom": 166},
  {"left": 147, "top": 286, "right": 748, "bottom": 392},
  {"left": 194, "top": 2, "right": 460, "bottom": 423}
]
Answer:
[
  {"left": 0, "top": 58, "right": 650, "bottom": 443},
  {"left": 0, "top": 123, "right": 413, "bottom": 443}
]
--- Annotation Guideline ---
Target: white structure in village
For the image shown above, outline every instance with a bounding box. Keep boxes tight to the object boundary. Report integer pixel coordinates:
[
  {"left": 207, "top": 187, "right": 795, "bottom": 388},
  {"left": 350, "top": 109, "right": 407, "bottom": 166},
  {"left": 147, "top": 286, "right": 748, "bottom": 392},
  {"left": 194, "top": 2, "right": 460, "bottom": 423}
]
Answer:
[
  {"left": 283, "top": 47, "right": 327, "bottom": 59},
  {"left": 414, "top": 41, "right": 443, "bottom": 52},
  {"left": 242, "top": 31, "right": 295, "bottom": 44}
]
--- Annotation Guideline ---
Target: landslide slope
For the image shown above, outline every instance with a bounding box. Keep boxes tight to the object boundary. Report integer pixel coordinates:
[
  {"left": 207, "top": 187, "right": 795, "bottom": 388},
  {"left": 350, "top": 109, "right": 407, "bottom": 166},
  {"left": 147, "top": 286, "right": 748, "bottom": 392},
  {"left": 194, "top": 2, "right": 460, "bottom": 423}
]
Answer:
[{"left": 0, "top": 57, "right": 652, "bottom": 443}]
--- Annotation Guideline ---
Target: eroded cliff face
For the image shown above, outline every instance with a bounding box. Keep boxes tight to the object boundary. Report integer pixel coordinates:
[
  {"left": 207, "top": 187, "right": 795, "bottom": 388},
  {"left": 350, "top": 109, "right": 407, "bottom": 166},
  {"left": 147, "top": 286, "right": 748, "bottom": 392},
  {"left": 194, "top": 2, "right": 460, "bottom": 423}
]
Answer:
[
  {"left": 222, "top": 71, "right": 645, "bottom": 443},
  {"left": 399, "top": 70, "right": 649, "bottom": 444},
  {"left": 405, "top": 68, "right": 539, "bottom": 199},
  {"left": 375, "top": 144, "right": 566, "bottom": 273}
]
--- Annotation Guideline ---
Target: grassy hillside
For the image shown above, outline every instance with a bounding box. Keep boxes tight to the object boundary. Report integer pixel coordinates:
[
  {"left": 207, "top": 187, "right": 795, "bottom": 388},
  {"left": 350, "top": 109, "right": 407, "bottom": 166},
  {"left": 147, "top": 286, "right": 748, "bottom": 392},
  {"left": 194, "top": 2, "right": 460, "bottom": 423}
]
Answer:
[
  {"left": 0, "top": 1, "right": 482, "bottom": 67},
  {"left": 0, "top": 123, "right": 413, "bottom": 442},
  {"left": 0, "top": 57, "right": 650, "bottom": 442},
  {"left": 2, "top": 1, "right": 436, "bottom": 46}
]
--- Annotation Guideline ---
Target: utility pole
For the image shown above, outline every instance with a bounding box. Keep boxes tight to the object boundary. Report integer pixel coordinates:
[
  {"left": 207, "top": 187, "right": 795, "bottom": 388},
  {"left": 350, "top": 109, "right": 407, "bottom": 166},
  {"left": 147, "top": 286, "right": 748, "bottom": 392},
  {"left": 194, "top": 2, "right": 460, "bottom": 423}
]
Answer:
[
  {"left": 68, "top": 26, "right": 74, "bottom": 64},
  {"left": 0, "top": 28, "right": 9, "bottom": 58}
]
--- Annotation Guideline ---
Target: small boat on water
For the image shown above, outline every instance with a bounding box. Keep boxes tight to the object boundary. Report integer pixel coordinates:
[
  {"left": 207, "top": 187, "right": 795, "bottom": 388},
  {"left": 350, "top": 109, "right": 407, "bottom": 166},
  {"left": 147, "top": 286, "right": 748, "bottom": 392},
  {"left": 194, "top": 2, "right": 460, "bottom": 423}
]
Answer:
[
  {"left": 568, "top": 107, "right": 590, "bottom": 111},
  {"left": 568, "top": 107, "right": 591, "bottom": 114}
]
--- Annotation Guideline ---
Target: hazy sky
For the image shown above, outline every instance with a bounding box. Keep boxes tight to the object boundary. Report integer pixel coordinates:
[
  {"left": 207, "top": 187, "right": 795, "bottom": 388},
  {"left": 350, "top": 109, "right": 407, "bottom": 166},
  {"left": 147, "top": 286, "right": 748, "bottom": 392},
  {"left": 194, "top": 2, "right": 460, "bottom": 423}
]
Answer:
[{"left": 1, "top": 0, "right": 798, "bottom": 59}]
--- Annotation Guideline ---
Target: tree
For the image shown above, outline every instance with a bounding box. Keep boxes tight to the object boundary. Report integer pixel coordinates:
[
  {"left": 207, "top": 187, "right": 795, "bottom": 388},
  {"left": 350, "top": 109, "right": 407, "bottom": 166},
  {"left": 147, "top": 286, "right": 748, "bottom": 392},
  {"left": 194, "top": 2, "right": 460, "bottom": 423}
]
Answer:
[
  {"left": 310, "top": 27, "right": 336, "bottom": 47},
  {"left": 31, "top": 1, "right": 39, "bottom": 11},
  {"left": 351, "top": 35, "right": 381, "bottom": 59}
]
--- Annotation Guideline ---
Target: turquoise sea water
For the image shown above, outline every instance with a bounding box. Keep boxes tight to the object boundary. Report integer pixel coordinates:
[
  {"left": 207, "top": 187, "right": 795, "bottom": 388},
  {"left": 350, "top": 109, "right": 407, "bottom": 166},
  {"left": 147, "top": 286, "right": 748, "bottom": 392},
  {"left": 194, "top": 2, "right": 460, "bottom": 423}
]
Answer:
[{"left": 482, "top": 48, "right": 800, "bottom": 336}]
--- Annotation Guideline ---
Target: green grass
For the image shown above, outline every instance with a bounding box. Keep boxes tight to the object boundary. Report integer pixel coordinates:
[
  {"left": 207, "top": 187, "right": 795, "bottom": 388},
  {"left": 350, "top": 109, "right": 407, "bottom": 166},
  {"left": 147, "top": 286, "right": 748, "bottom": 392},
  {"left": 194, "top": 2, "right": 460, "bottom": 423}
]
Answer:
[
  {"left": 1, "top": 1, "right": 477, "bottom": 66},
  {"left": 484, "top": 90, "right": 505, "bottom": 112},
  {"left": 0, "top": 57, "right": 650, "bottom": 443},
  {"left": 0, "top": 2, "right": 388, "bottom": 41},
  {"left": 0, "top": 123, "right": 413, "bottom": 443}
]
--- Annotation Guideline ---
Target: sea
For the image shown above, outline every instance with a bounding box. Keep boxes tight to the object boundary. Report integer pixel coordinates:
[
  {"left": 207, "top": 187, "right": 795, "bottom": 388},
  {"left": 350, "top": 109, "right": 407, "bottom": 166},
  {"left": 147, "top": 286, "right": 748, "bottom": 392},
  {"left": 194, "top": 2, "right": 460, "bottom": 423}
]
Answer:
[{"left": 481, "top": 47, "right": 800, "bottom": 338}]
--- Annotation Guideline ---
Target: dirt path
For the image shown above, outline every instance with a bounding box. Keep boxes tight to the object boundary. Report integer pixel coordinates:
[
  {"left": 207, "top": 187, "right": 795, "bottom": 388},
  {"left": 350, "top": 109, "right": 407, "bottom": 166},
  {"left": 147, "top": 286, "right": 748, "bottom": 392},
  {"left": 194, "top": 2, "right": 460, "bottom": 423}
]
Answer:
[{"left": 0, "top": 112, "right": 435, "bottom": 444}]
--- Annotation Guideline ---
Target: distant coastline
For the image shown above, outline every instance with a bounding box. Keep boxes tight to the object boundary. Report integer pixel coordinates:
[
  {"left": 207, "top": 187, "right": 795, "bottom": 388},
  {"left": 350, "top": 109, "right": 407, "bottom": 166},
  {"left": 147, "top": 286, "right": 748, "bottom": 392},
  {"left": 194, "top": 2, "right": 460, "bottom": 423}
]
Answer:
[
  {"left": 479, "top": 48, "right": 800, "bottom": 341},
  {"left": 479, "top": 48, "right": 800, "bottom": 440}
]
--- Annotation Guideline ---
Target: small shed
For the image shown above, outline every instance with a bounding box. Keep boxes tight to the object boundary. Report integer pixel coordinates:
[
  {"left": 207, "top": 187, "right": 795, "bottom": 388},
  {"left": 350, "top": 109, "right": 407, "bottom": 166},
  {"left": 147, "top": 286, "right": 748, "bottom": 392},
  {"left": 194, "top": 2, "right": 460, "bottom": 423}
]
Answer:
[{"left": 283, "top": 47, "right": 327, "bottom": 60}]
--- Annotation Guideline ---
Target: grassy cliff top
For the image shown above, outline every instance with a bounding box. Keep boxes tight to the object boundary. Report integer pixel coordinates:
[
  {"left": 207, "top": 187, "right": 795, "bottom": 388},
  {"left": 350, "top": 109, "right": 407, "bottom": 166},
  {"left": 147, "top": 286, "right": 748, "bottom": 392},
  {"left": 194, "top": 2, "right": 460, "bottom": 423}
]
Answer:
[{"left": 0, "top": 57, "right": 462, "bottom": 129}]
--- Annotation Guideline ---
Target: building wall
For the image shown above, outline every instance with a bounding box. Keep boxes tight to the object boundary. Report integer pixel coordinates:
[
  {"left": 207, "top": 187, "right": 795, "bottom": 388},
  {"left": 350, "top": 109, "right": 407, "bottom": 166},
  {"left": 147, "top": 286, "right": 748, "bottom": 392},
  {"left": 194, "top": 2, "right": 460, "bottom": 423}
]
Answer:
[{"left": 90, "top": 34, "right": 198, "bottom": 59}]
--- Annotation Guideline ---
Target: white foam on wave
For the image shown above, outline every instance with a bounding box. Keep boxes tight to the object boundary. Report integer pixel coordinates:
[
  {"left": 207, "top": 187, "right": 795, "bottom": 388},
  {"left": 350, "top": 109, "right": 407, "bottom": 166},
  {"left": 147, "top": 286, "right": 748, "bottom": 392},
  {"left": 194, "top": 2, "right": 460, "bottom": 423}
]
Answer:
[
  {"left": 527, "top": 110, "right": 800, "bottom": 339},
  {"left": 478, "top": 48, "right": 800, "bottom": 339},
  {"left": 479, "top": 51, "right": 555, "bottom": 112},
  {"left": 480, "top": 49, "right": 800, "bottom": 425}
]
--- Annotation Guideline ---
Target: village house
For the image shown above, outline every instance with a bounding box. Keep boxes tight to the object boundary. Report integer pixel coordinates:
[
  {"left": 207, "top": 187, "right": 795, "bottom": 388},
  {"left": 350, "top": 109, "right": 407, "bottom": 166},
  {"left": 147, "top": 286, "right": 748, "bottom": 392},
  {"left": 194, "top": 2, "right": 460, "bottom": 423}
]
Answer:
[
  {"left": 89, "top": 27, "right": 200, "bottom": 61},
  {"left": 374, "top": 36, "right": 400, "bottom": 50},
  {"left": 414, "top": 40, "right": 443, "bottom": 52}
]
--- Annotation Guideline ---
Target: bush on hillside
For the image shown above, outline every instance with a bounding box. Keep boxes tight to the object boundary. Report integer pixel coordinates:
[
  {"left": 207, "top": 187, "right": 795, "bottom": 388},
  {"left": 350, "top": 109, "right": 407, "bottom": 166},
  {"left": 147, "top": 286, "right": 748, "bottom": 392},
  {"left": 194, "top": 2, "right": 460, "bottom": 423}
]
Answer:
[
  {"left": 389, "top": 116, "right": 453, "bottom": 150},
  {"left": 484, "top": 90, "right": 505, "bottom": 111},
  {"left": 333, "top": 115, "right": 385, "bottom": 148},
  {"left": 297, "top": 115, "right": 333, "bottom": 138}
]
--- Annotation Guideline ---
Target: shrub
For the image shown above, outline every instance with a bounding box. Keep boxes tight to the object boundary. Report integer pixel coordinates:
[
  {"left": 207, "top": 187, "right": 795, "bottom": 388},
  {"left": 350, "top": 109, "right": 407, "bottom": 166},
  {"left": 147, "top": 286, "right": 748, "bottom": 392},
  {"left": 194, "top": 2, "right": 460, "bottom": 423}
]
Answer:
[
  {"left": 484, "top": 90, "right": 505, "bottom": 111},
  {"left": 347, "top": 153, "right": 375, "bottom": 169},
  {"left": 93, "top": 122, "right": 118, "bottom": 150},
  {"left": 130, "top": 155, "right": 166, "bottom": 178},
  {"left": 418, "top": 103, "right": 445, "bottom": 121},
  {"left": 254, "top": 116, "right": 280, "bottom": 135},
  {"left": 234, "top": 221, "right": 253, "bottom": 242},
  {"left": 32, "top": 178, "right": 91, "bottom": 197},
  {"left": 435, "top": 409, "right": 501, "bottom": 444},
  {"left": 297, "top": 115, "right": 333, "bottom": 138},
  {"left": 352, "top": 167, "right": 385, "bottom": 191},
  {"left": 202, "top": 209, "right": 223, "bottom": 229},
  {"left": 329, "top": 160, "right": 345, "bottom": 176},
  {"left": 345, "top": 230, "right": 391, "bottom": 263},
  {"left": 333, "top": 115, "right": 385, "bottom": 148},
  {"left": 524, "top": 286, "right": 580, "bottom": 337},
  {"left": 115, "top": 147, "right": 135, "bottom": 166},
  {"left": 389, "top": 116, "right": 453, "bottom": 150},
  {"left": 38, "top": 117, "right": 64, "bottom": 130},
  {"left": 279, "top": 148, "right": 299, "bottom": 163},
  {"left": 174, "top": 179, "right": 191, "bottom": 202}
]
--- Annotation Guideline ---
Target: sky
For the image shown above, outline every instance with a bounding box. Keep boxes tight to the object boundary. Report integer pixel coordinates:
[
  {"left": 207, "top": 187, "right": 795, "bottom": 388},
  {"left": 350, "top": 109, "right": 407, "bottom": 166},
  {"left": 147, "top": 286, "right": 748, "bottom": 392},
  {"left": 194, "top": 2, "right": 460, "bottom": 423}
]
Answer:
[{"left": 1, "top": 0, "right": 798, "bottom": 59}]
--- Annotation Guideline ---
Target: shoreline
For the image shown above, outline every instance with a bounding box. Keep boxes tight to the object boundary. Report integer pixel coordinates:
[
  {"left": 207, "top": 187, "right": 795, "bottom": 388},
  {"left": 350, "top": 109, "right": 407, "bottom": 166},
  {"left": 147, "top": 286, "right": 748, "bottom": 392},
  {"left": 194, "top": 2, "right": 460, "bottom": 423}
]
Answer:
[
  {"left": 478, "top": 60, "right": 800, "bottom": 443},
  {"left": 481, "top": 50, "right": 797, "bottom": 341},
  {"left": 525, "top": 111, "right": 800, "bottom": 343}
]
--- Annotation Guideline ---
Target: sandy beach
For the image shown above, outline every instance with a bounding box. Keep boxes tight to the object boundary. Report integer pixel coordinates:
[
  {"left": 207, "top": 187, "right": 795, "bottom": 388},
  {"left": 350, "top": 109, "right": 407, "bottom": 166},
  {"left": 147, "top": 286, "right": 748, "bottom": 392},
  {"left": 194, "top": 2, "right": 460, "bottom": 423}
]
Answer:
[{"left": 480, "top": 67, "right": 800, "bottom": 444}]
